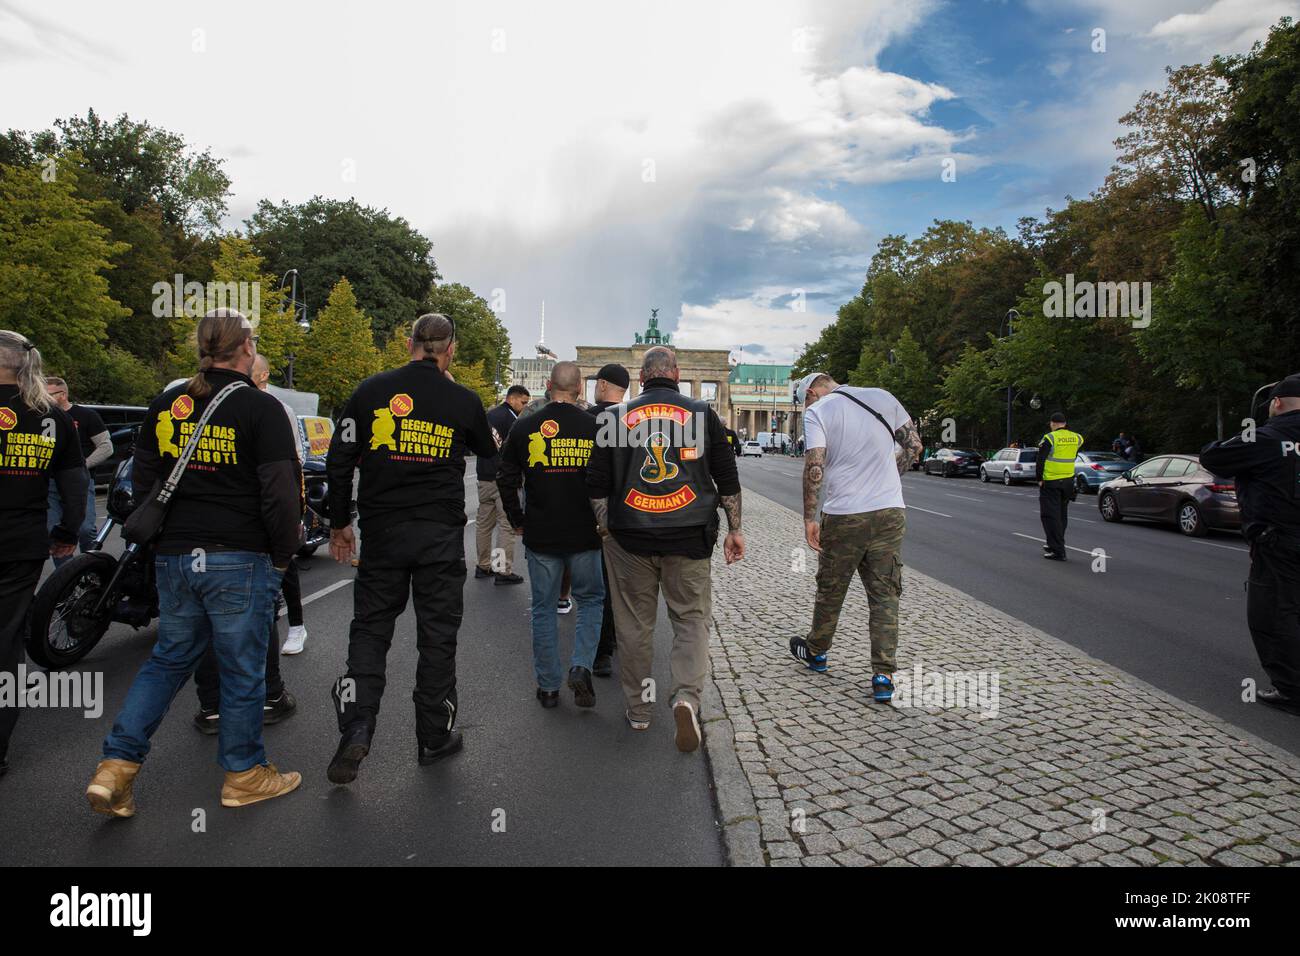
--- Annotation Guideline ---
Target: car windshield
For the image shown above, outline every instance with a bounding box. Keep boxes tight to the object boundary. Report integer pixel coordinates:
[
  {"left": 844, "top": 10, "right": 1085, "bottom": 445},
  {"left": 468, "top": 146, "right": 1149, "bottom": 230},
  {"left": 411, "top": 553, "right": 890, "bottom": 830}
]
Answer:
[
  {"left": 1086, "top": 452, "right": 1125, "bottom": 461},
  {"left": 951, "top": 449, "right": 978, "bottom": 456}
]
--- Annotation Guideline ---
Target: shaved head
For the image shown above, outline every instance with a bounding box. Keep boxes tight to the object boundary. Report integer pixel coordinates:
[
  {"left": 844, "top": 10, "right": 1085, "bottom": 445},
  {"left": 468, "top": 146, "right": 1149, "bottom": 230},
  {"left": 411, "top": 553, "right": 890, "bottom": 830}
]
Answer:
[
  {"left": 548, "top": 360, "right": 581, "bottom": 397},
  {"left": 641, "top": 346, "right": 678, "bottom": 382}
]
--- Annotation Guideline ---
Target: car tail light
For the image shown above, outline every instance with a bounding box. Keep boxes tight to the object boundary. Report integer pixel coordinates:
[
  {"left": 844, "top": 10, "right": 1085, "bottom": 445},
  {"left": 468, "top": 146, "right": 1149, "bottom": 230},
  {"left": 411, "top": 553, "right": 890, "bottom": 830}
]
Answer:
[
  {"left": 1090, "top": 463, "right": 1105, "bottom": 470},
  {"left": 1209, "top": 482, "right": 1235, "bottom": 494}
]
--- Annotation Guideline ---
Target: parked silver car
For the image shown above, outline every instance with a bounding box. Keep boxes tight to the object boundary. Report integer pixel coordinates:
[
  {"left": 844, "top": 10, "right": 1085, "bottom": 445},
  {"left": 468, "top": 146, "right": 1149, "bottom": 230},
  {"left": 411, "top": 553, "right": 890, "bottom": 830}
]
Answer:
[{"left": 979, "top": 447, "right": 1037, "bottom": 485}]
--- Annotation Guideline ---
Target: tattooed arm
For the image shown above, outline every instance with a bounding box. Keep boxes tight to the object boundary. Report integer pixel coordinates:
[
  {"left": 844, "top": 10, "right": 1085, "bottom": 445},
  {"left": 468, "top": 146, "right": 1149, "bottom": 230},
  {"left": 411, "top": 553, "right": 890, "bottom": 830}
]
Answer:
[
  {"left": 590, "top": 497, "right": 609, "bottom": 537},
  {"left": 802, "top": 447, "right": 826, "bottom": 552},
  {"left": 894, "top": 418, "right": 923, "bottom": 476},
  {"left": 720, "top": 492, "right": 741, "bottom": 532}
]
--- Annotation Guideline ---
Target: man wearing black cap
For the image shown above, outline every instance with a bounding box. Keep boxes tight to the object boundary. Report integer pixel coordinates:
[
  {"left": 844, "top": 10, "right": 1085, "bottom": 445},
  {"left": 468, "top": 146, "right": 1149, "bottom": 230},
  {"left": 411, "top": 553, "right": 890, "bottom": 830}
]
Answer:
[
  {"left": 586, "top": 364, "right": 629, "bottom": 676},
  {"left": 1201, "top": 376, "right": 1300, "bottom": 715}
]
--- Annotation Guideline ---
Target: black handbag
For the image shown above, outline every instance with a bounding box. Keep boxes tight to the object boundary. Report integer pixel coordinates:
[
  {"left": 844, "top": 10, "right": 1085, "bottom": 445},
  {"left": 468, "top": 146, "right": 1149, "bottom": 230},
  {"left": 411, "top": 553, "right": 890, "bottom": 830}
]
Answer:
[{"left": 122, "top": 381, "right": 247, "bottom": 546}]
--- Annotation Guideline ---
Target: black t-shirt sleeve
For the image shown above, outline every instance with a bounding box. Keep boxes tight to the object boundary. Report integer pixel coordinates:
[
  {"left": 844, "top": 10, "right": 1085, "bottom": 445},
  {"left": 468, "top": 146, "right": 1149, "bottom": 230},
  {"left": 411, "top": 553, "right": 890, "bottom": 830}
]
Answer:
[
  {"left": 51, "top": 408, "right": 85, "bottom": 470},
  {"left": 707, "top": 409, "right": 740, "bottom": 496},
  {"left": 253, "top": 395, "right": 298, "bottom": 465},
  {"left": 466, "top": 395, "right": 496, "bottom": 459},
  {"left": 78, "top": 406, "right": 106, "bottom": 439},
  {"left": 587, "top": 409, "right": 614, "bottom": 499},
  {"left": 326, "top": 386, "right": 364, "bottom": 525},
  {"left": 496, "top": 425, "right": 526, "bottom": 529}
]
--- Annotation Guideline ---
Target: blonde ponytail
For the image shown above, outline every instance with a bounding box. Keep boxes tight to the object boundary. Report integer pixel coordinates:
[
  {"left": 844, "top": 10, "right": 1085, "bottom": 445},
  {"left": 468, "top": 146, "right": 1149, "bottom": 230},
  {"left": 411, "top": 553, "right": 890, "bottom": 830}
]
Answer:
[
  {"left": 188, "top": 309, "right": 253, "bottom": 399},
  {"left": 0, "top": 330, "right": 52, "bottom": 413}
]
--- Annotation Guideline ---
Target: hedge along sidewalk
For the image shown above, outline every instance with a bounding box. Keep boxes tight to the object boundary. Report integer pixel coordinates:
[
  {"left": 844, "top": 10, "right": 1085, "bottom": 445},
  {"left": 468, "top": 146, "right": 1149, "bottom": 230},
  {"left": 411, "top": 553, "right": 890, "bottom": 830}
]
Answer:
[{"left": 699, "top": 489, "right": 1300, "bottom": 867}]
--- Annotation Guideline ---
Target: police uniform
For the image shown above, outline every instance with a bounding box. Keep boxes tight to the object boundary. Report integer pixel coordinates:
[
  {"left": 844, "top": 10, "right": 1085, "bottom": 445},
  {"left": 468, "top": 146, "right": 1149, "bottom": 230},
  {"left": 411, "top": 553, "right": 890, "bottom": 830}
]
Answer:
[
  {"left": 326, "top": 358, "right": 494, "bottom": 756},
  {"left": 0, "top": 386, "right": 85, "bottom": 772},
  {"left": 1200, "top": 377, "right": 1300, "bottom": 712},
  {"left": 586, "top": 377, "right": 740, "bottom": 726},
  {"left": 1036, "top": 422, "right": 1083, "bottom": 559}
]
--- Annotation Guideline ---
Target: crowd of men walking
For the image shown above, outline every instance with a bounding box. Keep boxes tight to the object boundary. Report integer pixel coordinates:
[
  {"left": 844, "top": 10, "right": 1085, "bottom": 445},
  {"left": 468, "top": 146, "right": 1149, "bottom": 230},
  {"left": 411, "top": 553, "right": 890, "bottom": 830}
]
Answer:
[{"left": 2, "top": 309, "right": 1298, "bottom": 823}]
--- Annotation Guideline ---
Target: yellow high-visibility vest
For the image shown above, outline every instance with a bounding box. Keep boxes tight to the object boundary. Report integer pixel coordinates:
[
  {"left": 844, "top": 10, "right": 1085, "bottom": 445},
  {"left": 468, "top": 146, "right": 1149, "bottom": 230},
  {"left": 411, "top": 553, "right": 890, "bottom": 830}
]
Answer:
[{"left": 1041, "top": 428, "right": 1083, "bottom": 480}]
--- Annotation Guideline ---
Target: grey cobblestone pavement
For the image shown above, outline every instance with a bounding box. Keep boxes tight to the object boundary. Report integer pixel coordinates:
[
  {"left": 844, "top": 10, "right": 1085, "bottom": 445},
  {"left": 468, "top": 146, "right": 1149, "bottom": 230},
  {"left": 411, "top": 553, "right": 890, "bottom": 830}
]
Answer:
[{"left": 700, "top": 491, "right": 1300, "bottom": 867}]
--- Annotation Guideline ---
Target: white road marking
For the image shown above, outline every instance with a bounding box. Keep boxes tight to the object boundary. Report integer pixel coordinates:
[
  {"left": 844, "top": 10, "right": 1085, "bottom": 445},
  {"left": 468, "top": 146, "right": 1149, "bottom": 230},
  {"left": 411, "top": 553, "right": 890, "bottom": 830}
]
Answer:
[
  {"left": 1185, "top": 538, "right": 1249, "bottom": 554},
  {"left": 278, "top": 577, "right": 353, "bottom": 617},
  {"left": 908, "top": 506, "right": 952, "bottom": 518},
  {"left": 944, "top": 494, "right": 981, "bottom": 502},
  {"left": 1012, "top": 532, "right": 1106, "bottom": 558}
]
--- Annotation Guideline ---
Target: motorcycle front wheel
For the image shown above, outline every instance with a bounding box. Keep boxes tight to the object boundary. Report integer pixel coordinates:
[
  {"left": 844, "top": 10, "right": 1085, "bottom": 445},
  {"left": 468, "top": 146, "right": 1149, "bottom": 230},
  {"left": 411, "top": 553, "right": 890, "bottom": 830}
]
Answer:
[{"left": 27, "top": 552, "right": 118, "bottom": 669}]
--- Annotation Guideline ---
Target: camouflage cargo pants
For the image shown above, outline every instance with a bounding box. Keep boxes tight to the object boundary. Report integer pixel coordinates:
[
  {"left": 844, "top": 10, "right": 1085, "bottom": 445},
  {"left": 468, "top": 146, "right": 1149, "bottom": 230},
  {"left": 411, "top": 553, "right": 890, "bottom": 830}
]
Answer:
[{"left": 807, "top": 508, "right": 905, "bottom": 673}]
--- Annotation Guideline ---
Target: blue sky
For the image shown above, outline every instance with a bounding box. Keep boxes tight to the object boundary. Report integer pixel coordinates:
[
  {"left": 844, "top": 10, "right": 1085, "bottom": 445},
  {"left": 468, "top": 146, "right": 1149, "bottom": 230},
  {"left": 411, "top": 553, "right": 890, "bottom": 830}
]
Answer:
[{"left": 3, "top": 0, "right": 1295, "bottom": 362}]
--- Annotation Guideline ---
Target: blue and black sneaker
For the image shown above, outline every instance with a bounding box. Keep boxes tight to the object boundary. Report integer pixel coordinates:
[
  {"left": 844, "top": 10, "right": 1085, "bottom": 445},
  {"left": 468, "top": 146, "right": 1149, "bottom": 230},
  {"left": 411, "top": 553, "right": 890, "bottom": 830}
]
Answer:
[
  {"left": 871, "top": 673, "right": 895, "bottom": 703},
  {"left": 789, "top": 636, "right": 828, "bottom": 673}
]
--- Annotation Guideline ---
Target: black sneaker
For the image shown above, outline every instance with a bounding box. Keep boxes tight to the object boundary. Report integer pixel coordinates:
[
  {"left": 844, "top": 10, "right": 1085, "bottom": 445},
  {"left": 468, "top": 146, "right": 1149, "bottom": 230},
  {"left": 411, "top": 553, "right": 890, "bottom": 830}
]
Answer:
[
  {"left": 263, "top": 691, "right": 297, "bottom": 724},
  {"left": 475, "top": 565, "right": 495, "bottom": 579},
  {"left": 536, "top": 688, "right": 559, "bottom": 709},
  {"left": 193, "top": 707, "right": 220, "bottom": 735},
  {"left": 592, "top": 653, "right": 613, "bottom": 677},
  {"left": 789, "top": 636, "right": 828, "bottom": 673},
  {"left": 1042, "top": 551, "right": 1067, "bottom": 561},
  {"left": 568, "top": 666, "right": 596, "bottom": 708},
  {"left": 418, "top": 731, "right": 464, "bottom": 765},
  {"left": 495, "top": 572, "right": 524, "bottom": 586},
  {"left": 557, "top": 598, "right": 572, "bottom": 614},
  {"left": 327, "top": 724, "right": 373, "bottom": 784}
]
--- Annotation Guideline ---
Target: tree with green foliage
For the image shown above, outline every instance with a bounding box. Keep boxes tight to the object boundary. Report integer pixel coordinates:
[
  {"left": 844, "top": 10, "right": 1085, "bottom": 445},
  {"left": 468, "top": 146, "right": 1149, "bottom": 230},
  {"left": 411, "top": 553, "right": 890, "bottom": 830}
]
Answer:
[
  {"left": 422, "top": 283, "right": 511, "bottom": 397},
  {"left": 247, "top": 197, "right": 439, "bottom": 343},
  {"left": 296, "top": 278, "right": 379, "bottom": 414},
  {"left": 849, "top": 327, "right": 938, "bottom": 425},
  {"left": 0, "top": 160, "right": 128, "bottom": 372}
]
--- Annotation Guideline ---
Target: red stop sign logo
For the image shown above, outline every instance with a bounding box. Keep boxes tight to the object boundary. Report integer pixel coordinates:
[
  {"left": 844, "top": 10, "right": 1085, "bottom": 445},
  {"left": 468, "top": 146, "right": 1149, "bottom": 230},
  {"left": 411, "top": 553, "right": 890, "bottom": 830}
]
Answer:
[
  {"left": 171, "top": 395, "right": 195, "bottom": 420},
  {"left": 0, "top": 406, "right": 17, "bottom": 430},
  {"left": 389, "top": 393, "right": 414, "bottom": 417}
]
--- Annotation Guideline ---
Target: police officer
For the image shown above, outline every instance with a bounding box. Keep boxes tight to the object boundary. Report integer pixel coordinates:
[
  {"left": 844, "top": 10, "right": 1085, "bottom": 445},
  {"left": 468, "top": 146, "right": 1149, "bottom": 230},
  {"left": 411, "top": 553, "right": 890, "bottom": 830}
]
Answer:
[
  {"left": 587, "top": 346, "right": 744, "bottom": 752},
  {"left": 88, "top": 310, "right": 303, "bottom": 816},
  {"left": 1036, "top": 412, "right": 1083, "bottom": 560},
  {"left": 0, "top": 331, "right": 86, "bottom": 777},
  {"left": 325, "top": 313, "right": 495, "bottom": 783},
  {"left": 1201, "top": 376, "right": 1300, "bottom": 715}
]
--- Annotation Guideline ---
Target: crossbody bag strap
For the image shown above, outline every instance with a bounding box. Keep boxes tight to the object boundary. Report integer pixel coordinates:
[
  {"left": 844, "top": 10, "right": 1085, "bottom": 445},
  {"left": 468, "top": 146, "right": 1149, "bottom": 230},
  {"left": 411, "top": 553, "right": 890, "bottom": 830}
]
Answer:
[
  {"left": 827, "top": 388, "right": 898, "bottom": 443},
  {"left": 156, "top": 381, "right": 247, "bottom": 506}
]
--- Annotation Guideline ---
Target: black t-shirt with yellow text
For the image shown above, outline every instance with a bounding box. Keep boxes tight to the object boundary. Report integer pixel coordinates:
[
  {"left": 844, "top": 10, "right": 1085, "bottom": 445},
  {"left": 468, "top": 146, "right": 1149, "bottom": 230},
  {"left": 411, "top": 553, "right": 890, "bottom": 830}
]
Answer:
[
  {"left": 326, "top": 359, "right": 495, "bottom": 535},
  {"left": 0, "top": 385, "right": 84, "bottom": 560},
  {"left": 497, "top": 401, "right": 601, "bottom": 554}
]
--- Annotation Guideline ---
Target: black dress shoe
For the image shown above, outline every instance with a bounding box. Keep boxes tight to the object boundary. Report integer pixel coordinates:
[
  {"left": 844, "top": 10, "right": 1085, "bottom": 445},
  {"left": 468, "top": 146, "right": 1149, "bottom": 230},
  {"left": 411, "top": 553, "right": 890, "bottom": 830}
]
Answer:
[
  {"left": 418, "top": 731, "right": 464, "bottom": 765},
  {"left": 568, "top": 666, "right": 596, "bottom": 708},
  {"left": 327, "top": 723, "right": 374, "bottom": 784},
  {"left": 1042, "top": 551, "right": 1066, "bottom": 561},
  {"left": 193, "top": 707, "right": 220, "bottom": 735},
  {"left": 1259, "top": 688, "right": 1300, "bottom": 715},
  {"left": 264, "top": 691, "right": 297, "bottom": 725},
  {"left": 474, "top": 565, "right": 495, "bottom": 579},
  {"left": 592, "top": 653, "right": 613, "bottom": 677},
  {"left": 495, "top": 572, "right": 524, "bottom": 585},
  {"left": 536, "top": 688, "right": 559, "bottom": 709}
]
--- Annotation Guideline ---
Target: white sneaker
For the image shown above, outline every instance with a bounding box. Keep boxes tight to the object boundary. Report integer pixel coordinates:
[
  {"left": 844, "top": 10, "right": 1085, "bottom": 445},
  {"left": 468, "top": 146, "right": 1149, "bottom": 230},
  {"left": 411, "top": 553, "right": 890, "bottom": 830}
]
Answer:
[
  {"left": 282, "top": 625, "right": 308, "bottom": 655},
  {"left": 673, "top": 700, "right": 701, "bottom": 752},
  {"left": 626, "top": 710, "right": 650, "bottom": 731}
]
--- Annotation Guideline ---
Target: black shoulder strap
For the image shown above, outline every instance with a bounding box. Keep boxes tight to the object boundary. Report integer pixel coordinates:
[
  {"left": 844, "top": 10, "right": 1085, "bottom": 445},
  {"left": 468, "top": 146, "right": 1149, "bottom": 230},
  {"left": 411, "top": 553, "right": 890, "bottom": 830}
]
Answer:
[{"left": 826, "top": 388, "right": 897, "bottom": 442}]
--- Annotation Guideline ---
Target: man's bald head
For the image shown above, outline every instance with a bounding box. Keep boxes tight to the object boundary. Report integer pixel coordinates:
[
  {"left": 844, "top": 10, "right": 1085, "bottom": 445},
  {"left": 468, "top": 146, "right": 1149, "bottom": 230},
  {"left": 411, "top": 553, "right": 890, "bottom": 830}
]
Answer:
[
  {"left": 548, "top": 360, "right": 581, "bottom": 399},
  {"left": 252, "top": 353, "right": 271, "bottom": 390},
  {"left": 641, "top": 346, "right": 679, "bottom": 384}
]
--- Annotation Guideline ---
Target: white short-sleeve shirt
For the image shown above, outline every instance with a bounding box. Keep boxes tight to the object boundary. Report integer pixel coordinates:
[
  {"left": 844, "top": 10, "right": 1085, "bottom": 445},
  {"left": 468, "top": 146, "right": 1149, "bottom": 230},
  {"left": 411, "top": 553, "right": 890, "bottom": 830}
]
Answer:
[{"left": 803, "top": 386, "right": 910, "bottom": 515}]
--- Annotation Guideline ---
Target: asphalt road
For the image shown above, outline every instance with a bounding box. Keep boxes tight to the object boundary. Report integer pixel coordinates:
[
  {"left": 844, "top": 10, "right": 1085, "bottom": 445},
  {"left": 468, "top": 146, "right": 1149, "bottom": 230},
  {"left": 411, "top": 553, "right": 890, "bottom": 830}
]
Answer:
[
  {"left": 738, "top": 453, "right": 1300, "bottom": 759},
  {"left": 0, "top": 472, "right": 722, "bottom": 866}
]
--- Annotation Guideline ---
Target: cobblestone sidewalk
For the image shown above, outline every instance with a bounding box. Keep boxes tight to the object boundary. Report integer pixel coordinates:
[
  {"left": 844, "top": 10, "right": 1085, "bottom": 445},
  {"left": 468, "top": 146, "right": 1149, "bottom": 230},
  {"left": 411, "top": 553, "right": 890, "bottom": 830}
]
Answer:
[{"left": 700, "top": 491, "right": 1300, "bottom": 867}]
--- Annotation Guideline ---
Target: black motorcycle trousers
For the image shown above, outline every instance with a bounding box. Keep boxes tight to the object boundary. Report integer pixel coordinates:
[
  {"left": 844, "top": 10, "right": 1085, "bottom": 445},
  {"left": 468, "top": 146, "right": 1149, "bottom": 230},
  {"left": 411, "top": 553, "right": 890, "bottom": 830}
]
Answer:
[
  {"left": 0, "top": 560, "right": 44, "bottom": 763},
  {"left": 1247, "top": 536, "right": 1300, "bottom": 699},
  {"left": 332, "top": 520, "right": 466, "bottom": 745}
]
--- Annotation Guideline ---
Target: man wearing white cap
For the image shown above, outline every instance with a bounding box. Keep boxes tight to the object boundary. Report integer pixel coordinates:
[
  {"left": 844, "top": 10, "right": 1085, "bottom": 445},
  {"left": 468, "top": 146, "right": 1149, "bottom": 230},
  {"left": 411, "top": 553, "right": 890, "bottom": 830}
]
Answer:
[{"left": 789, "top": 371, "right": 922, "bottom": 703}]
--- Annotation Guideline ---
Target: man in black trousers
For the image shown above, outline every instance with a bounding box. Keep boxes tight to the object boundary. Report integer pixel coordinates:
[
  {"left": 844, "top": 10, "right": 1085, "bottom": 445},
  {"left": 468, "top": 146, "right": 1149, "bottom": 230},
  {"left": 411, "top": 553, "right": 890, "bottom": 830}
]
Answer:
[
  {"left": 324, "top": 314, "right": 495, "bottom": 783},
  {"left": 586, "top": 363, "right": 628, "bottom": 677}
]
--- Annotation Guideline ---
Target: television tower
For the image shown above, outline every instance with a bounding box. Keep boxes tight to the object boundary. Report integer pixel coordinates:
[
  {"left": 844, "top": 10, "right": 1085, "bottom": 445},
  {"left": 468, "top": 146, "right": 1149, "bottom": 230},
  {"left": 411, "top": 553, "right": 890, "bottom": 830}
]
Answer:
[{"left": 536, "top": 300, "right": 557, "bottom": 360}]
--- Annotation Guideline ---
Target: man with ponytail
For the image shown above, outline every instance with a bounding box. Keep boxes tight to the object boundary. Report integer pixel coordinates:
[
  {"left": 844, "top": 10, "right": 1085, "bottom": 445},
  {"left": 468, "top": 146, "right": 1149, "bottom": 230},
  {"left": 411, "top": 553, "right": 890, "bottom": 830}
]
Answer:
[
  {"left": 324, "top": 312, "right": 495, "bottom": 783},
  {"left": 0, "top": 331, "right": 87, "bottom": 776},
  {"left": 87, "top": 310, "right": 304, "bottom": 816}
]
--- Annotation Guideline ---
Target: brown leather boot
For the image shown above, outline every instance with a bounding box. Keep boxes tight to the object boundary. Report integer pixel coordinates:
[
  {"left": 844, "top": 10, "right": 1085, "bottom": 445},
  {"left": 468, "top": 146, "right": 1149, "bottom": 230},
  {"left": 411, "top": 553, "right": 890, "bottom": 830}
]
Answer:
[
  {"left": 220, "top": 762, "right": 302, "bottom": 808},
  {"left": 86, "top": 759, "right": 142, "bottom": 818}
]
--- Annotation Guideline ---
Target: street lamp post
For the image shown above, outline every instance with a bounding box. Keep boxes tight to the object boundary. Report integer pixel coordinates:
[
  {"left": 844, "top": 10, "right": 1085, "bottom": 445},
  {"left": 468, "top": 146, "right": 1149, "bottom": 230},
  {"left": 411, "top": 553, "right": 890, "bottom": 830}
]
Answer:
[
  {"left": 1000, "top": 308, "right": 1019, "bottom": 446},
  {"left": 279, "top": 269, "right": 307, "bottom": 388}
]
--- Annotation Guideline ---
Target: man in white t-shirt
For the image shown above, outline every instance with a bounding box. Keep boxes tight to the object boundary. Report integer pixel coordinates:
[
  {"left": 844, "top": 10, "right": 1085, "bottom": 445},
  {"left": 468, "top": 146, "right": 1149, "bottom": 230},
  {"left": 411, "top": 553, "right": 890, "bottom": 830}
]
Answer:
[{"left": 788, "top": 372, "right": 923, "bottom": 702}]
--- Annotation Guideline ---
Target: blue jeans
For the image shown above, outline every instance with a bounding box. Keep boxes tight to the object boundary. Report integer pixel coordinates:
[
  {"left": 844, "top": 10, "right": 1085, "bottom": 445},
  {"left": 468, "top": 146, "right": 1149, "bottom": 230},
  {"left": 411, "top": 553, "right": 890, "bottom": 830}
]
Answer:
[
  {"left": 103, "top": 552, "right": 282, "bottom": 772},
  {"left": 525, "top": 548, "right": 604, "bottom": 691},
  {"left": 47, "top": 473, "right": 97, "bottom": 567}
]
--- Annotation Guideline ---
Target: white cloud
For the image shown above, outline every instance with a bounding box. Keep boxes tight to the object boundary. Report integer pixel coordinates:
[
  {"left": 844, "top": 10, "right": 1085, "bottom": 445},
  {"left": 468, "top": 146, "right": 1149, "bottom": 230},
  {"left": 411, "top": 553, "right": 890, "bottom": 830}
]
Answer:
[
  {"left": 1148, "top": 0, "right": 1299, "bottom": 51},
  {"left": 672, "top": 294, "right": 835, "bottom": 364}
]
